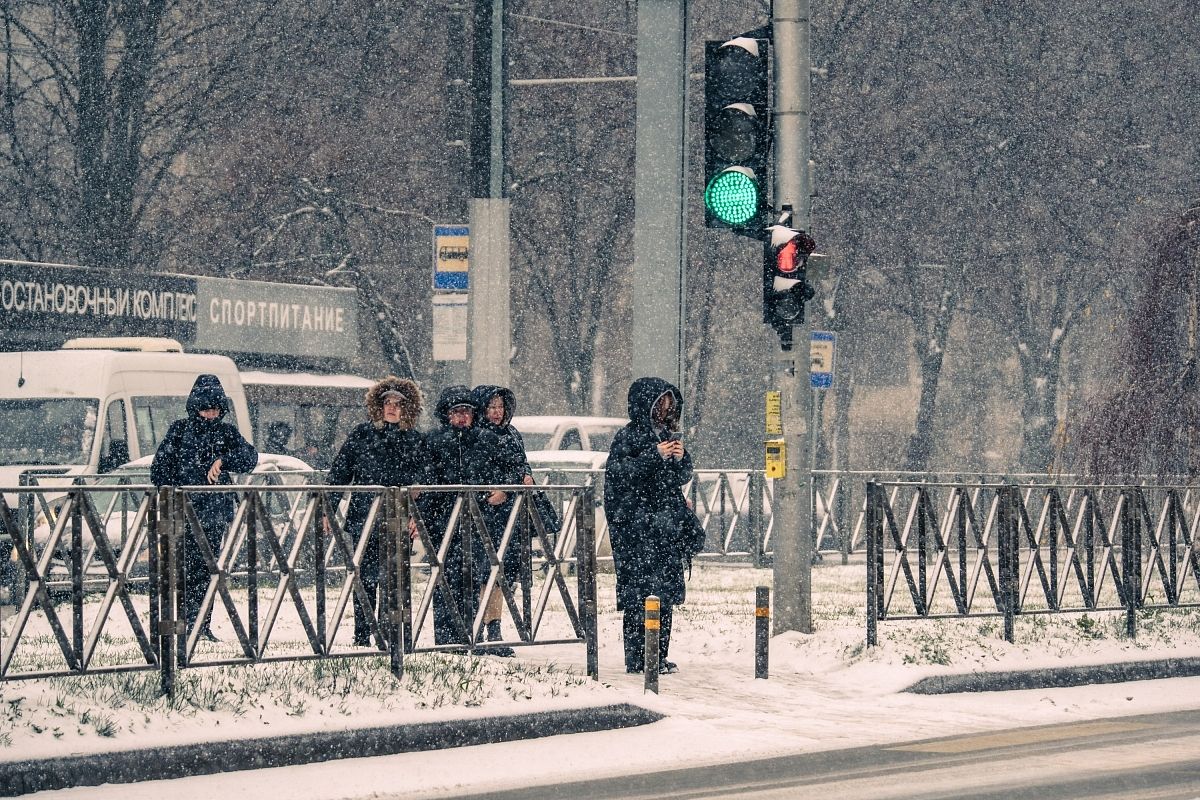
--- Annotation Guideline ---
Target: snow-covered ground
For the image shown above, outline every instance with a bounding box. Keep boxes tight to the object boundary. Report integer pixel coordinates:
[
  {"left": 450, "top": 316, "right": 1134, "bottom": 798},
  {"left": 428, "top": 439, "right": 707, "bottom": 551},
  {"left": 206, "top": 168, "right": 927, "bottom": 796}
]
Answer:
[{"left": 8, "top": 561, "right": 1200, "bottom": 799}]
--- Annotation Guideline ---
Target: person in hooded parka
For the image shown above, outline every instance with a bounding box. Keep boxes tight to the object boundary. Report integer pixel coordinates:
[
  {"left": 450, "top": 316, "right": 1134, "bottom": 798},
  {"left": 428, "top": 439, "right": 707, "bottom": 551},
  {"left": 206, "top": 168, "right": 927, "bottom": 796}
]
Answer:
[
  {"left": 151, "top": 374, "right": 259, "bottom": 641},
  {"left": 327, "top": 377, "right": 427, "bottom": 646},
  {"left": 472, "top": 385, "right": 536, "bottom": 652},
  {"left": 422, "top": 385, "right": 506, "bottom": 648},
  {"left": 604, "top": 376, "right": 704, "bottom": 675}
]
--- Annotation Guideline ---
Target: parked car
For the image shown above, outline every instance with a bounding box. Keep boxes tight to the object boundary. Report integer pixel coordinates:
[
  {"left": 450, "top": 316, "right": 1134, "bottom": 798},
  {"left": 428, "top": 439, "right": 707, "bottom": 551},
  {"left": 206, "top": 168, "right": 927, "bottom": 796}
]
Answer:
[
  {"left": 509, "top": 416, "right": 626, "bottom": 453},
  {"left": 526, "top": 450, "right": 609, "bottom": 559}
]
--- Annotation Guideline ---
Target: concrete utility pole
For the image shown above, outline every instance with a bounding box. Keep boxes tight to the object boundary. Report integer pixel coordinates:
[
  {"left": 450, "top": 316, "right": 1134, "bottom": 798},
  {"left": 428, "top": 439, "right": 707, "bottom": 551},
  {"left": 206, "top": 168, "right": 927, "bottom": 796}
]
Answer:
[
  {"left": 771, "top": 0, "right": 815, "bottom": 634},
  {"left": 631, "top": 0, "right": 687, "bottom": 390},
  {"left": 468, "top": 0, "right": 512, "bottom": 389}
]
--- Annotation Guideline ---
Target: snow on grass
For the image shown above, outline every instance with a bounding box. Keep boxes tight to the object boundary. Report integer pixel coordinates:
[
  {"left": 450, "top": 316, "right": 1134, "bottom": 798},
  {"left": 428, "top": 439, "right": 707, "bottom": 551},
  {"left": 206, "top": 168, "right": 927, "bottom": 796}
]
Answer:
[{"left": 5, "top": 559, "right": 1200, "bottom": 767}]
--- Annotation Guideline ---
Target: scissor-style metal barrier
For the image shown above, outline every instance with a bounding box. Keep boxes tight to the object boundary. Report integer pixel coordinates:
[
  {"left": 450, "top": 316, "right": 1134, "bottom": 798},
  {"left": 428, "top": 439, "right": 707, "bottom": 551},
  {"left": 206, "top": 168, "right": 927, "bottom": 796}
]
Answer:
[
  {"left": 0, "top": 480, "right": 598, "bottom": 696},
  {"left": 863, "top": 480, "right": 1200, "bottom": 646}
]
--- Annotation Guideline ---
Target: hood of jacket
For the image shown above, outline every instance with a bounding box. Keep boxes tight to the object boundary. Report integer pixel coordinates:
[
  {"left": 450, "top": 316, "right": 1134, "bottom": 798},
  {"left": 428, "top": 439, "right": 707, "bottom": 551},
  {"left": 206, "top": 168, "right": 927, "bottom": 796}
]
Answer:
[
  {"left": 366, "top": 376, "right": 423, "bottom": 429},
  {"left": 626, "top": 376, "right": 682, "bottom": 431},
  {"left": 185, "top": 374, "right": 230, "bottom": 421},
  {"left": 434, "top": 384, "right": 477, "bottom": 427},
  {"left": 471, "top": 384, "right": 515, "bottom": 429}
]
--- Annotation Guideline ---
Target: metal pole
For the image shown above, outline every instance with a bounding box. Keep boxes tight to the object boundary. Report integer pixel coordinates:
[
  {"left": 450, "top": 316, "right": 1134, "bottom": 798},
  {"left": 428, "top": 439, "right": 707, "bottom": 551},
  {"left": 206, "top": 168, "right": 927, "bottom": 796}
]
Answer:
[
  {"left": 631, "top": 0, "right": 687, "bottom": 389},
  {"left": 157, "top": 488, "right": 176, "bottom": 698},
  {"left": 865, "top": 482, "right": 878, "bottom": 647},
  {"left": 770, "top": 0, "right": 814, "bottom": 635},
  {"left": 468, "top": 0, "right": 511, "bottom": 389},
  {"left": 578, "top": 486, "right": 599, "bottom": 680}
]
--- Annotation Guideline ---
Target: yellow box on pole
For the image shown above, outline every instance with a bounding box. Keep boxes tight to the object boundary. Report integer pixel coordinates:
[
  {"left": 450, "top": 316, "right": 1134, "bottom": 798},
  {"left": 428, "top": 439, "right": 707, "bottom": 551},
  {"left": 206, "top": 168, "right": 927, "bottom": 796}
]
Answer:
[{"left": 765, "top": 438, "right": 786, "bottom": 479}]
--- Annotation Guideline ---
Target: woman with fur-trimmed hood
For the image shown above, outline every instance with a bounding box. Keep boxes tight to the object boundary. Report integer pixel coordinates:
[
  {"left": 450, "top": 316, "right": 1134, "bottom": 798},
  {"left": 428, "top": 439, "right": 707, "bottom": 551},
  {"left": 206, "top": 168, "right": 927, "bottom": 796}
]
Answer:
[{"left": 328, "top": 376, "right": 428, "bottom": 646}]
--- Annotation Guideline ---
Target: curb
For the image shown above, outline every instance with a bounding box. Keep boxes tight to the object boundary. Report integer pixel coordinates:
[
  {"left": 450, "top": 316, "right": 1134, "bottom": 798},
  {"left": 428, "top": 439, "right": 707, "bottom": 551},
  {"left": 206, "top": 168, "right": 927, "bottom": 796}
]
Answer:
[
  {"left": 904, "top": 656, "right": 1200, "bottom": 694},
  {"left": 0, "top": 702, "right": 663, "bottom": 797}
]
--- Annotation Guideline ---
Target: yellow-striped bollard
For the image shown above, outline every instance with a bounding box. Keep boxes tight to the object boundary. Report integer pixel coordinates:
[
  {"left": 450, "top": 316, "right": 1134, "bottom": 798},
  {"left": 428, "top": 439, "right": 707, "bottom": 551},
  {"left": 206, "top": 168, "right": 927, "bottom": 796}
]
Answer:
[
  {"left": 644, "top": 595, "right": 660, "bottom": 694},
  {"left": 755, "top": 586, "right": 770, "bottom": 679}
]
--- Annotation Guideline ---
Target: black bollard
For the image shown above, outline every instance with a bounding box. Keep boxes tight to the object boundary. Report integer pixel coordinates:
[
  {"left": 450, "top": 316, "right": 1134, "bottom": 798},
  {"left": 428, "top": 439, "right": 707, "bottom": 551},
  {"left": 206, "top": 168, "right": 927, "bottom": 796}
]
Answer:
[
  {"left": 755, "top": 586, "right": 770, "bottom": 679},
  {"left": 644, "top": 595, "right": 660, "bottom": 694}
]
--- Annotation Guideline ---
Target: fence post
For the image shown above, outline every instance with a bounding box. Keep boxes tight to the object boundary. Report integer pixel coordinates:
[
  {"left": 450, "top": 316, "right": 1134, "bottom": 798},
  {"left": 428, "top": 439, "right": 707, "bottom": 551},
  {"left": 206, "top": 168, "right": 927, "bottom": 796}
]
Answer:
[
  {"left": 156, "top": 488, "right": 177, "bottom": 698},
  {"left": 387, "top": 487, "right": 405, "bottom": 679},
  {"left": 577, "top": 486, "right": 599, "bottom": 680},
  {"left": 312, "top": 491, "right": 327, "bottom": 652},
  {"left": 246, "top": 491, "right": 259, "bottom": 658},
  {"left": 1122, "top": 489, "right": 1139, "bottom": 640},
  {"left": 998, "top": 485, "right": 1016, "bottom": 644},
  {"left": 644, "top": 595, "right": 660, "bottom": 694},
  {"left": 755, "top": 586, "right": 770, "bottom": 678},
  {"left": 70, "top": 488, "right": 83, "bottom": 668},
  {"left": 750, "top": 472, "right": 765, "bottom": 568},
  {"left": 400, "top": 490, "right": 414, "bottom": 654},
  {"left": 865, "top": 481, "right": 879, "bottom": 647}
]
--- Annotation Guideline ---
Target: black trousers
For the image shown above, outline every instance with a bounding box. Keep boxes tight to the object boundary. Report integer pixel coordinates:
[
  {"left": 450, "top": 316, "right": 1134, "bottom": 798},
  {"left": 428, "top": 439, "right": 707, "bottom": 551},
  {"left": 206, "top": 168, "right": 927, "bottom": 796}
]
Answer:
[
  {"left": 352, "top": 526, "right": 381, "bottom": 643},
  {"left": 181, "top": 521, "right": 223, "bottom": 632},
  {"left": 622, "top": 604, "right": 673, "bottom": 671}
]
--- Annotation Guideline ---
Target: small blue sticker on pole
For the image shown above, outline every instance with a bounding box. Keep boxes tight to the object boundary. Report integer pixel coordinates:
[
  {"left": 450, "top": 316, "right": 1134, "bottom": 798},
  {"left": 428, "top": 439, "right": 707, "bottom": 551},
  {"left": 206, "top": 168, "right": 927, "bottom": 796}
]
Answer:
[{"left": 810, "top": 330, "right": 835, "bottom": 389}]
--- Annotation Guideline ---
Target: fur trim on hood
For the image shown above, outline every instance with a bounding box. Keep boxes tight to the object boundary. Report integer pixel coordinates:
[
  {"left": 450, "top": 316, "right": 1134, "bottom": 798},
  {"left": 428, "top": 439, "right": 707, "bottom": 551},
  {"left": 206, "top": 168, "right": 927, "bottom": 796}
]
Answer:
[{"left": 366, "top": 377, "right": 422, "bottom": 429}]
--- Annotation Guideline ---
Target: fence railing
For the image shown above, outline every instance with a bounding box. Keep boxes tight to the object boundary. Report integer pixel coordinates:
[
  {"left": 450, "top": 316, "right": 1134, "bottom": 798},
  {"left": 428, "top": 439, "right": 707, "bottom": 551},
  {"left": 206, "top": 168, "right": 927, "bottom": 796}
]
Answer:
[
  {"left": 862, "top": 480, "right": 1200, "bottom": 645},
  {"left": 0, "top": 481, "right": 598, "bottom": 694}
]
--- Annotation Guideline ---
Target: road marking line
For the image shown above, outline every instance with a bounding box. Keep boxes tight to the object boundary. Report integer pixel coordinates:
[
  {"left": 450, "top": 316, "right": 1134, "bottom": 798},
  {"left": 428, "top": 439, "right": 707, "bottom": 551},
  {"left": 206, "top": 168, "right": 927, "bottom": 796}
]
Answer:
[{"left": 889, "top": 721, "right": 1153, "bottom": 753}]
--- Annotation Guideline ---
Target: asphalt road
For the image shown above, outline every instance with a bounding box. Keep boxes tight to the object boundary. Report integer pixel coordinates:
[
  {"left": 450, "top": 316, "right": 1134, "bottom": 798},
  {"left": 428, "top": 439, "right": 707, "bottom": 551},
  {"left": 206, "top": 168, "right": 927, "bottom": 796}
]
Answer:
[{"left": 452, "top": 708, "right": 1200, "bottom": 800}]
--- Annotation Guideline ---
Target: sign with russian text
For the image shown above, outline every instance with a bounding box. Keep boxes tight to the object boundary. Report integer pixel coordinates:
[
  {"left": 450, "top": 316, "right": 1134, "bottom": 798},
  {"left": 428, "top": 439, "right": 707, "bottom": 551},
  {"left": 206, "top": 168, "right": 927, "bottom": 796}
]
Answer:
[{"left": 0, "top": 260, "right": 358, "bottom": 362}]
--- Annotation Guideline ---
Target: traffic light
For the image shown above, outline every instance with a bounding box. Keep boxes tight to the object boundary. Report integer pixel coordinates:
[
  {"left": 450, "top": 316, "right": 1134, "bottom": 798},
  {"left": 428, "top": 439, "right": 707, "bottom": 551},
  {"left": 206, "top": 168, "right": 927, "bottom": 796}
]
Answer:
[
  {"left": 704, "top": 36, "right": 770, "bottom": 234},
  {"left": 763, "top": 223, "right": 816, "bottom": 346}
]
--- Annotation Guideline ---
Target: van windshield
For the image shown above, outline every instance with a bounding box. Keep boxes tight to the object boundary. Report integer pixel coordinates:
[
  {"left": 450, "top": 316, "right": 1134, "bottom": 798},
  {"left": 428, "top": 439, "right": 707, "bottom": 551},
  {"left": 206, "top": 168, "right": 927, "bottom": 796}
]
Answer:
[{"left": 0, "top": 398, "right": 99, "bottom": 466}]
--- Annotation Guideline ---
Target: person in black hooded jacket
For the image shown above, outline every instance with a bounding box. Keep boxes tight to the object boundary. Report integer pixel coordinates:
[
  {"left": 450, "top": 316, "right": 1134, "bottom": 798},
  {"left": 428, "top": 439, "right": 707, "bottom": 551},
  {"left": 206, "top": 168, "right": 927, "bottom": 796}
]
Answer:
[
  {"left": 423, "top": 385, "right": 506, "bottom": 647},
  {"left": 604, "top": 376, "right": 704, "bottom": 675},
  {"left": 327, "top": 376, "right": 428, "bottom": 646},
  {"left": 150, "top": 374, "right": 258, "bottom": 640},
  {"left": 472, "top": 385, "right": 535, "bottom": 652}
]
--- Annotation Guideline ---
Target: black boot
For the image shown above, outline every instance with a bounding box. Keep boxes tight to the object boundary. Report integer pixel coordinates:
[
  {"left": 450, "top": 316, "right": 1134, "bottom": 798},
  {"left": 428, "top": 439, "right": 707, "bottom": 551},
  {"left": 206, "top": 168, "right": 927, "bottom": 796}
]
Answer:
[{"left": 482, "top": 619, "right": 514, "bottom": 657}]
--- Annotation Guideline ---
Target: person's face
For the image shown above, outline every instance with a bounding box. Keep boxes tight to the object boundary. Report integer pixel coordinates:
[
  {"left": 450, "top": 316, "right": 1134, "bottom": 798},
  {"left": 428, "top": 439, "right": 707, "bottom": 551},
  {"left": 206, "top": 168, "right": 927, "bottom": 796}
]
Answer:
[
  {"left": 449, "top": 405, "right": 474, "bottom": 429},
  {"left": 485, "top": 396, "right": 506, "bottom": 426},
  {"left": 199, "top": 408, "right": 221, "bottom": 421},
  {"left": 652, "top": 394, "right": 675, "bottom": 425},
  {"left": 382, "top": 398, "right": 403, "bottom": 424}
]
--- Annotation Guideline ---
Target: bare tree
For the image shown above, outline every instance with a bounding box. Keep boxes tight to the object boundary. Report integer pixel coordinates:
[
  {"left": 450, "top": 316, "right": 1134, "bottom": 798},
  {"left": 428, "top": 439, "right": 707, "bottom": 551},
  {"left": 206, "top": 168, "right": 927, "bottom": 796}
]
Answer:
[{"left": 0, "top": 0, "right": 273, "bottom": 268}]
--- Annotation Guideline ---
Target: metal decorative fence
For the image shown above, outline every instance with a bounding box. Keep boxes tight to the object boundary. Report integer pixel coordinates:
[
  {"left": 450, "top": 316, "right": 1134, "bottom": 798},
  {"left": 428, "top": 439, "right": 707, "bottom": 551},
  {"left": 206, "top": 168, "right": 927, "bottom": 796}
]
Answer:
[
  {"left": 0, "top": 480, "right": 598, "bottom": 695},
  {"left": 862, "top": 480, "right": 1200, "bottom": 646}
]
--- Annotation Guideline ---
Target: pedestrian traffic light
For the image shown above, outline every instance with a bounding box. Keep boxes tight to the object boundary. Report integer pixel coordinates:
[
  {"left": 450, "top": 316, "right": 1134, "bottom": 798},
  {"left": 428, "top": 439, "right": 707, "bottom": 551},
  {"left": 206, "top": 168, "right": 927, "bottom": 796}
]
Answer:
[
  {"left": 764, "top": 224, "right": 816, "bottom": 346},
  {"left": 704, "top": 36, "right": 770, "bottom": 234}
]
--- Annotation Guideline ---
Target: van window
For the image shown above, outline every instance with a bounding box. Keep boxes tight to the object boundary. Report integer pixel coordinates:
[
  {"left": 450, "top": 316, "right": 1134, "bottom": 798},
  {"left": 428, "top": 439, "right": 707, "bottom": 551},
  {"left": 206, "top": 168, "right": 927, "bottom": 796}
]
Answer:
[
  {"left": 132, "top": 396, "right": 187, "bottom": 455},
  {"left": 0, "top": 398, "right": 98, "bottom": 466},
  {"left": 250, "top": 401, "right": 355, "bottom": 469},
  {"left": 97, "top": 400, "right": 130, "bottom": 472}
]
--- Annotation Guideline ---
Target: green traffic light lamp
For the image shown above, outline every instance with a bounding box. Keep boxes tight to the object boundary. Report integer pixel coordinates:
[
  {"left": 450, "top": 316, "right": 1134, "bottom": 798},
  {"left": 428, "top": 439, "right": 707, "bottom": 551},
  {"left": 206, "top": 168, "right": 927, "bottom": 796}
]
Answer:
[{"left": 704, "top": 167, "right": 761, "bottom": 227}]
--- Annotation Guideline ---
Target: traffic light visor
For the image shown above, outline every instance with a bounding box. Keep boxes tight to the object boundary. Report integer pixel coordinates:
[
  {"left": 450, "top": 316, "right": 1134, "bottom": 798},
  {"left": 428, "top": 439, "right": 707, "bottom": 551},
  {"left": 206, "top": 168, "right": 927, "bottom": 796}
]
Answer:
[{"left": 705, "top": 167, "right": 761, "bottom": 226}]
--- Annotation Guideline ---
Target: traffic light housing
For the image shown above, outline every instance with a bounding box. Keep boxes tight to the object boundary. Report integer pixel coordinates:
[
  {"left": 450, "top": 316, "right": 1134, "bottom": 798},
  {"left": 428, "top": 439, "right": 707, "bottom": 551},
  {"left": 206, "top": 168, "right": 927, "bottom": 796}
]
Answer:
[
  {"left": 704, "top": 36, "right": 770, "bottom": 234},
  {"left": 764, "top": 224, "right": 816, "bottom": 347}
]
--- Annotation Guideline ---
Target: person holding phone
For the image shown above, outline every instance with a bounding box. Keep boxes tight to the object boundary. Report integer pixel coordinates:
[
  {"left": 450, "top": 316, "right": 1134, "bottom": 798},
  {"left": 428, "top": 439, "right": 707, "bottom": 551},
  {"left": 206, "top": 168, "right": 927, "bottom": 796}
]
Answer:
[{"left": 604, "top": 377, "right": 704, "bottom": 675}]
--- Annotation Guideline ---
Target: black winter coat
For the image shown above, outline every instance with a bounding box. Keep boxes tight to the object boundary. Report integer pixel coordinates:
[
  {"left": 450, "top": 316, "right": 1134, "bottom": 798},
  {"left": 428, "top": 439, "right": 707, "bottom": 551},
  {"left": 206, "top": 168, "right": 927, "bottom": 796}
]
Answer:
[
  {"left": 604, "top": 377, "right": 702, "bottom": 609},
  {"left": 150, "top": 375, "right": 259, "bottom": 531},
  {"left": 471, "top": 385, "right": 532, "bottom": 485},
  {"left": 327, "top": 422, "right": 428, "bottom": 536},
  {"left": 422, "top": 385, "right": 505, "bottom": 544}
]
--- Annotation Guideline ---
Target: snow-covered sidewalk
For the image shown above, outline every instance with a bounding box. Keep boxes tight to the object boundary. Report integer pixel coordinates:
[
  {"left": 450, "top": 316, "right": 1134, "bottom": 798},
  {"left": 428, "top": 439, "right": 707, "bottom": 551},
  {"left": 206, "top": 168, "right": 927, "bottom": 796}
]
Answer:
[{"left": 9, "top": 562, "right": 1200, "bottom": 798}]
